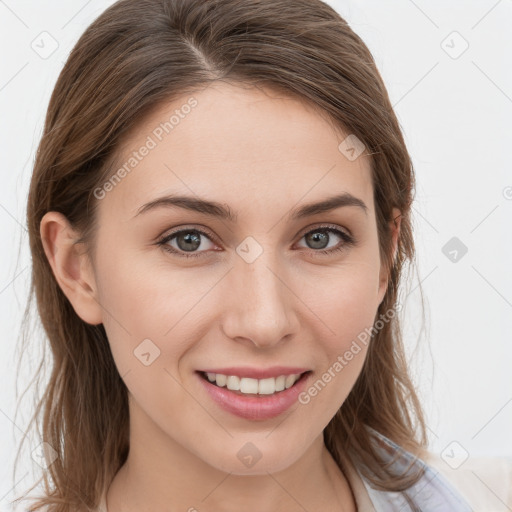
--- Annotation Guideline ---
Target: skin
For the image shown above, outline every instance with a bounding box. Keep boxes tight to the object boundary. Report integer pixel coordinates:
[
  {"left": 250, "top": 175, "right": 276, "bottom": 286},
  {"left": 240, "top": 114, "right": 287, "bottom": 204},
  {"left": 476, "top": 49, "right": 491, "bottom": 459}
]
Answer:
[{"left": 41, "top": 81, "right": 400, "bottom": 512}]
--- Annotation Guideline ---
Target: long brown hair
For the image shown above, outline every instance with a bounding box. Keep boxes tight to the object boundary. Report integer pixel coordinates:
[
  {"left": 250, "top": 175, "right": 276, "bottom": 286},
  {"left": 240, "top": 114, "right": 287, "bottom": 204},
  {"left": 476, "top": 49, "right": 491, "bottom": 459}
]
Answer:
[{"left": 14, "top": 0, "right": 428, "bottom": 509}]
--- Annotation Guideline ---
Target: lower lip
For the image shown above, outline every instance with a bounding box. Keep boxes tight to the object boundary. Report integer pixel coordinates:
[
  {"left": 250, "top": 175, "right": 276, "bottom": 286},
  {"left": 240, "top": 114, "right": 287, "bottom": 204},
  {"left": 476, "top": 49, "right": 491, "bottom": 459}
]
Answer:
[{"left": 196, "top": 371, "right": 312, "bottom": 421}]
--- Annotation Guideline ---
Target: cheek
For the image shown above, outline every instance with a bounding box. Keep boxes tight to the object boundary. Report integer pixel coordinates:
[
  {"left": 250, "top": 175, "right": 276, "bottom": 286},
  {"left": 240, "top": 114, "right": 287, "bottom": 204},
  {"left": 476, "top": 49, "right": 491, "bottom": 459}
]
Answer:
[
  {"left": 300, "top": 258, "right": 382, "bottom": 343},
  {"left": 331, "top": 273, "right": 381, "bottom": 349},
  {"left": 93, "top": 248, "right": 200, "bottom": 424},
  {"left": 94, "top": 241, "right": 205, "bottom": 338},
  {"left": 93, "top": 243, "right": 232, "bottom": 407},
  {"left": 295, "top": 280, "right": 377, "bottom": 424},
  {"left": 294, "top": 258, "right": 381, "bottom": 408}
]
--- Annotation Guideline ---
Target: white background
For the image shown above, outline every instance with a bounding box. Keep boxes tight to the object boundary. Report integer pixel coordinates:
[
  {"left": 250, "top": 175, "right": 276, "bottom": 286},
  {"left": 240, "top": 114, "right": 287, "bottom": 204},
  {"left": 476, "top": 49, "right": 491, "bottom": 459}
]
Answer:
[{"left": 1, "top": 0, "right": 511, "bottom": 507}]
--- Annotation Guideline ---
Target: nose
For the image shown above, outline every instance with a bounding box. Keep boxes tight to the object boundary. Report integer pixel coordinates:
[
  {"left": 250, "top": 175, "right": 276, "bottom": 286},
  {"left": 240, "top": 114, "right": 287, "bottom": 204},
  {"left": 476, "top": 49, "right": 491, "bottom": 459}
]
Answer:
[{"left": 221, "top": 250, "right": 300, "bottom": 349}]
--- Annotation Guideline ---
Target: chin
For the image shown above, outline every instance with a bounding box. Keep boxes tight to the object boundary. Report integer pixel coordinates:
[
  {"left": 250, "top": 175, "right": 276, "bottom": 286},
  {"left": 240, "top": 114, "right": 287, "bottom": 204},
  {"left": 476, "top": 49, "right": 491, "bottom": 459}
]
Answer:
[{"left": 201, "top": 440, "right": 304, "bottom": 476}]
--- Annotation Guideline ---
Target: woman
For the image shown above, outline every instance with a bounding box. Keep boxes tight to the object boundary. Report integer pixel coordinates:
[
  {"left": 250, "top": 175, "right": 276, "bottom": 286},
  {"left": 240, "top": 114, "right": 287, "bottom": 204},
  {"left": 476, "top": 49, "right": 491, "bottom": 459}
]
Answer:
[{"left": 14, "top": 0, "right": 473, "bottom": 510}]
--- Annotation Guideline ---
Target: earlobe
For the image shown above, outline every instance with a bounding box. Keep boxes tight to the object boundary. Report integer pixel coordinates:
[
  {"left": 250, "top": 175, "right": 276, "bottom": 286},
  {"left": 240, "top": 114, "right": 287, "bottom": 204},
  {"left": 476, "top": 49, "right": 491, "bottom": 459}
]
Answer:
[{"left": 40, "top": 212, "right": 103, "bottom": 325}]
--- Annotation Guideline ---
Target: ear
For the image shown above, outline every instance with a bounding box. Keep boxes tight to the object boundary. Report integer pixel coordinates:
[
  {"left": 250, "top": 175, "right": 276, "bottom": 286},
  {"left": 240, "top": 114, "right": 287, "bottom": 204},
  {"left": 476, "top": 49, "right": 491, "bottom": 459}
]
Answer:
[
  {"left": 40, "top": 211, "right": 103, "bottom": 325},
  {"left": 377, "top": 207, "right": 401, "bottom": 305}
]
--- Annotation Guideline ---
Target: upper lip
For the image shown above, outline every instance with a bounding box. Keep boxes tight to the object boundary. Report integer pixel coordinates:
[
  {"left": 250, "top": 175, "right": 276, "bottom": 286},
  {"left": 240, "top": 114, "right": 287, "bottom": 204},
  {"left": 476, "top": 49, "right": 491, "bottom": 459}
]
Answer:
[{"left": 197, "top": 366, "right": 311, "bottom": 379}]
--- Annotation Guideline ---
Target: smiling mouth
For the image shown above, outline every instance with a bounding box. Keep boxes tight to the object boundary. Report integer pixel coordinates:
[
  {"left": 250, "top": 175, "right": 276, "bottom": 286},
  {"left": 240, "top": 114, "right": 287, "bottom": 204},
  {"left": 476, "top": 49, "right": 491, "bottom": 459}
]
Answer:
[{"left": 198, "top": 370, "right": 311, "bottom": 397}]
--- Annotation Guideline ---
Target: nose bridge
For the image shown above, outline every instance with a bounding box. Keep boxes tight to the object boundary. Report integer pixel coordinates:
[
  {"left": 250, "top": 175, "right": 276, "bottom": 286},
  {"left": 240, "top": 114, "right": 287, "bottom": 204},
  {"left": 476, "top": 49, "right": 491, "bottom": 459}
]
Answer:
[{"left": 222, "top": 245, "right": 298, "bottom": 347}]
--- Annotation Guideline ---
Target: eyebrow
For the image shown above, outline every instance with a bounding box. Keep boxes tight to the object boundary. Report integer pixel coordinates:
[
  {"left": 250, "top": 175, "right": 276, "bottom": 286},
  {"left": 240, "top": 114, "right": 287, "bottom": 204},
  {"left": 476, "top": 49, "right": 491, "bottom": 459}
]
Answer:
[{"left": 133, "top": 192, "right": 368, "bottom": 221}]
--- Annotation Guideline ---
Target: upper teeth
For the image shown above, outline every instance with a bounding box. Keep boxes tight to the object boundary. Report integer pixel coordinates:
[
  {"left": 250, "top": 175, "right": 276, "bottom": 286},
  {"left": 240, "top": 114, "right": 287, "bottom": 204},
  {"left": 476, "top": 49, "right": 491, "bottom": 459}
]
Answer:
[{"left": 205, "top": 372, "right": 302, "bottom": 395}]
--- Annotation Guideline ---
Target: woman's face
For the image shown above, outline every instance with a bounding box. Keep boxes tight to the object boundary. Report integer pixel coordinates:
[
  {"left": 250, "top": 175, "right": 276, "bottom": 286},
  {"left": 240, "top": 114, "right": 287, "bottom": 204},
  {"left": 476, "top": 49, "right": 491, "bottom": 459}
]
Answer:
[{"left": 86, "top": 81, "right": 396, "bottom": 475}]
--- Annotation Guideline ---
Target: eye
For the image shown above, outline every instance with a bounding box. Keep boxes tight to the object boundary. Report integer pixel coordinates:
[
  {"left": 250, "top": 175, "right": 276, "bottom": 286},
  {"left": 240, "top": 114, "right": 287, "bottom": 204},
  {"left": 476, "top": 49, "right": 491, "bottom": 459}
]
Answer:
[
  {"left": 157, "top": 224, "right": 356, "bottom": 259},
  {"left": 296, "top": 224, "right": 356, "bottom": 257},
  {"left": 157, "top": 227, "right": 218, "bottom": 259}
]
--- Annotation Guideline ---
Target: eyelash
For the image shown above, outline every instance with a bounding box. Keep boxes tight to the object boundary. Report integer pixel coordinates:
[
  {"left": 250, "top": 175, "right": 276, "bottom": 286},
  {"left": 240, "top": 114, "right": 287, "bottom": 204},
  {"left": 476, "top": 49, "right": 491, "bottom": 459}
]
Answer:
[{"left": 156, "top": 224, "right": 356, "bottom": 259}]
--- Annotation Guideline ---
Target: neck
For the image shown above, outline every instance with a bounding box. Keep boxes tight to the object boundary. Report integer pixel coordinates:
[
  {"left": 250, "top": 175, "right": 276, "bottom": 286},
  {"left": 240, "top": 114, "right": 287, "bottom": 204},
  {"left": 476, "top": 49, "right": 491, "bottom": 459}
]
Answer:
[{"left": 106, "top": 400, "right": 356, "bottom": 512}]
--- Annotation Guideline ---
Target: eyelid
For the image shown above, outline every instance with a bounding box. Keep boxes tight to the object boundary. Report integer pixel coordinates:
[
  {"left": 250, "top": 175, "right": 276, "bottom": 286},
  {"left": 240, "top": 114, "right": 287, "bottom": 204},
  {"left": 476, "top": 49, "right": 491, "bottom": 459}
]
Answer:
[
  {"left": 295, "top": 222, "right": 353, "bottom": 240},
  {"left": 159, "top": 224, "right": 219, "bottom": 244},
  {"left": 160, "top": 222, "right": 352, "bottom": 243}
]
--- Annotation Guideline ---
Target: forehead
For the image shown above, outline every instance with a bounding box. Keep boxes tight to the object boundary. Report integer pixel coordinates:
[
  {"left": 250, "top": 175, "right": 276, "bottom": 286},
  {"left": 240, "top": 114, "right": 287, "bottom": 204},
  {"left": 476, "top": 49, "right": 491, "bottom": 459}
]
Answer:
[{"left": 98, "top": 82, "right": 374, "bottom": 221}]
